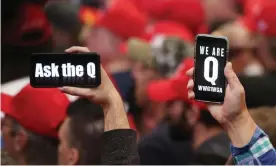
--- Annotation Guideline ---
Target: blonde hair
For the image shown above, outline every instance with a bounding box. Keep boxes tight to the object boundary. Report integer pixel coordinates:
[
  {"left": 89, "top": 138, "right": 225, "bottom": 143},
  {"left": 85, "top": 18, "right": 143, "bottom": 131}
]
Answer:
[{"left": 212, "top": 21, "right": 257, "bottom": 49}]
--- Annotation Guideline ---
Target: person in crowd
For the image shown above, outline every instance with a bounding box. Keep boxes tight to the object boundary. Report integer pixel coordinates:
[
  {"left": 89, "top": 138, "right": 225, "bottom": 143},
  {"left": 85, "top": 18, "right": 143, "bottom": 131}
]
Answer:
[
  {"left": 236, "top": 0, "right": 276, "bottom": 108},
  {"left": 2, "top": 1, "right": 52, "bottom": 83},
  {"left": 118, "top": 20, "right": 194, "bottom": 102},
  {"left": 44, "top": 1, "right": 83, "bottom": 52},
  {"left": 1, "top": 150, "right": 18, "bottom": 165},
  {"left": 138, "top": 60, "right": 195, "bottom": 165},
  {"left": 186, "top": 62, "right": 276, "bottom": 165},
  {"left": 1, "top": 85, "right": 70, "bottom": 164},
  {"left": 139, "top": 59, "right": 230, "bottom": 165},
  {"left": 125, "top": 36, "right": 193, "bottom": 135},
  {"left": 61, "top": 46, "right": 140, "bottom": 165},
  {"left": 211, "top": 19, "right": 264, "bottom": 76},
  {"left": 85, "top": 0, "right": 147, "bottom": 72},
  {"left": 58, "top": 98, "right": 104, "bottom": 165},
  {"left": 83, "top": 0, "right": 148, "bottom": 114}
]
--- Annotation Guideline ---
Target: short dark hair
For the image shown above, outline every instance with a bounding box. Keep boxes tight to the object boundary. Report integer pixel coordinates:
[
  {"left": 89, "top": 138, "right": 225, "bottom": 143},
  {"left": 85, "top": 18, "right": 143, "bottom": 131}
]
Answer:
[
  {"left": 66, "top": 98, "right": 104, "bottom": 165},
  {"left": 10, "top": 118, "right": 59, "bottom": 165},
  {"left": 199, "top": 110, "right": 221, "bottom": 128}
]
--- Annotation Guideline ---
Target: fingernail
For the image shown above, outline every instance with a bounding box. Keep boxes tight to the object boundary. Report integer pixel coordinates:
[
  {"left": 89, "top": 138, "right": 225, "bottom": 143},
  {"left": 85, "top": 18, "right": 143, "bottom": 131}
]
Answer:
[{"left": 227, "top": 62, "right": 232, "bottom": 69}]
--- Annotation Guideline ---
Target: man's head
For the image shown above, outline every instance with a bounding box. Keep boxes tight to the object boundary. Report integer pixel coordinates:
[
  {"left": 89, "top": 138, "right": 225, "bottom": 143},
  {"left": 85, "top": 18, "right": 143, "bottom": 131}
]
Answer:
[
  {"left": 86, "top": 26, "right": 122, "bottom": 63},
  {"left": 212, "top": 20, "right": 264, "bottom": 76},
  {"left": 1, "top": 85, "right": 69, "bottom": 164},
  {"left": 86, "top": 0, "right": 147, "bottom": 62},
  {"left": 147, "top": 58, "right": 193, "bottom": 137},
  {"left": 44, "top": 1, "right": 83, "bottom": 52},
  {"left": 1, "top": 116, "right": 59, "bottom": 164},
  {"left": 58, "top": 98, "right": 104, "bottom": 165}
]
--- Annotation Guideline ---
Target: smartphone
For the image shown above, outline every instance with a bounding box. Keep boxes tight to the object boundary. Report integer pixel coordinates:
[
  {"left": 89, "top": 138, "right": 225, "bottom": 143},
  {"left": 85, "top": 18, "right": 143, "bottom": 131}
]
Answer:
[
  {"left": 193, "top": 34, "right": 229, "bottom": 104},
  {"left": 30, "top": 53, "right": 101, "bottom": 88}
]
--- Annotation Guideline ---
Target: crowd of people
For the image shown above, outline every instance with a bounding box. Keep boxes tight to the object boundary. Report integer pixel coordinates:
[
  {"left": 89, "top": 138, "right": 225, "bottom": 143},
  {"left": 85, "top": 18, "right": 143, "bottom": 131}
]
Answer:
[{"left": 1, "top": 0, "right": 276, "bottom": 165}]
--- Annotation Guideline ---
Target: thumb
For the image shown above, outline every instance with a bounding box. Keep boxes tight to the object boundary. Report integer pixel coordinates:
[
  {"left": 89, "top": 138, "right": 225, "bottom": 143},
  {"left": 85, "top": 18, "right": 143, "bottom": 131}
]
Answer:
[{"left": 224, "top": 62, "right": 240, "bottom": 88}]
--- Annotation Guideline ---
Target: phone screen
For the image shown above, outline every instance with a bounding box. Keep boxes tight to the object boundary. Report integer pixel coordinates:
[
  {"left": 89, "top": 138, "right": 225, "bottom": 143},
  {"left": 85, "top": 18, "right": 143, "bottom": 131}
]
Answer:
[
  {"left": 30, "top": 53, "right": 101, "bottom": 88},
  {"left": 194, "top": 34, "right": 228, "bottom": 103}
]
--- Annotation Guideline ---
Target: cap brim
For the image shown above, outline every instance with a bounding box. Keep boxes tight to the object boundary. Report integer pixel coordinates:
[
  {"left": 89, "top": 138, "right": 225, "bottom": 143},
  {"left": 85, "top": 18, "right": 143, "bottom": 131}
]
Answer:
[
  {"left": 147, "top": 79, "right": 178, "bottom": 102},
  {"left": 1, "top": 93, "right": 13, "bottom": 116}
]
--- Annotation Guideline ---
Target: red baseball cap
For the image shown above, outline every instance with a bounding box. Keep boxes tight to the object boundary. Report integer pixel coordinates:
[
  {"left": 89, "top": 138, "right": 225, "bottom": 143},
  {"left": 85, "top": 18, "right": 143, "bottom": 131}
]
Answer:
[
  {"left": 243, "top": 0, "right": 276, "bottom": 36},
  {"left": 142, "top": 21, "right": 194, "bottom": 43},
  {"left": 2, "top": 2, "right": 52, "bottom": 46},
  {"left": 237, "top": 16, "right": 257, "bottom": 32},
  {"left": 147, "top": 58, "right": 194, "bottom": 103},
  {"left": 95, "top": 0, "right": 148, "bottom": 39},
  {"left": 1, "top": 84, "right": 70, "bottom": 138}
]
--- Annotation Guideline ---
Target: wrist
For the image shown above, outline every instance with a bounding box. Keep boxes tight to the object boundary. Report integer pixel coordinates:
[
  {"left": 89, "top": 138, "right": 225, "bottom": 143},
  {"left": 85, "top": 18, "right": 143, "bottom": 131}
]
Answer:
[
  {"left": 102, "top": 89, "right": 124, "bottom": 114},
  {"left": 224, "top": 110, "right": 257, "bottom": 147},
  {"left": 102, "top": 89, "right": 130, "bottom": 131},
  {"left": 224, "top": 109, "right": 249, "bottom": 128}
]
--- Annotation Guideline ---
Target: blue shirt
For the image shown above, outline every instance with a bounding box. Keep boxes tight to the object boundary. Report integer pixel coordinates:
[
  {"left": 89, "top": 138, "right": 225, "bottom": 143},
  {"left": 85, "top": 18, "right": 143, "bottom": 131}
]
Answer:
[
  {"left": 230, "top": 126, "right": 276, "bottom": 165},
  {"left": 111, "top": 71, "right": 133, "bottom": 101}
]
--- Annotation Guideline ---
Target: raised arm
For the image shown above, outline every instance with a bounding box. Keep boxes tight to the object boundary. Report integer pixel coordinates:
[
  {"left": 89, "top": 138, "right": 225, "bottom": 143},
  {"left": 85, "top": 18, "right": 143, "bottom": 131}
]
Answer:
[
  {"left": 62, "top": 46, "right": 140, "bottom": 165},
  {"left": 186, "top": 62, "right": 276, "bottom": 165}
]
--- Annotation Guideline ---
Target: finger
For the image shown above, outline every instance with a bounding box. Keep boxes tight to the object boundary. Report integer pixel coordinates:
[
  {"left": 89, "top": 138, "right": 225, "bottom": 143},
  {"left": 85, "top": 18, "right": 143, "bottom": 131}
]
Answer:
[
  {"left": 188, "top": 90, "right": 195, "bottom": 99},
  {"left": 65, "top": 46, "right": 90, "bottom": 53},
  {"left": 224, "top": 62, "right": 241, "bottom": 89},
  {"left": 61, "top": 86, "right": 94, "bottom": 97},
  {"left": 187, "top": 79, "right": 194, "bottom": 90},
  {"left": 186, "top": 67, "right": 194, "bottom": 77}
]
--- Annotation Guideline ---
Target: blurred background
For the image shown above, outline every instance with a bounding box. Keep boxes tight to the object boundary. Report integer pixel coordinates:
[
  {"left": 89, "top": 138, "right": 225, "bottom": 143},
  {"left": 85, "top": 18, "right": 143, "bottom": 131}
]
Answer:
[{"left": 1, "top": 0, "right": 276, "bottom": 164}]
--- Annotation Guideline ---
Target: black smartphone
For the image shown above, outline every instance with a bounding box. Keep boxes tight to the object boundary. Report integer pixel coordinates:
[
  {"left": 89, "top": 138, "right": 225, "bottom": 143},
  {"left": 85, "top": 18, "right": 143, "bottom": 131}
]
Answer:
[
  {"left": 193, "top": 34, "right": 229, "bottom": 104},
  {"left": 30, "top": 53, "right": 101, "bottom": 88}
]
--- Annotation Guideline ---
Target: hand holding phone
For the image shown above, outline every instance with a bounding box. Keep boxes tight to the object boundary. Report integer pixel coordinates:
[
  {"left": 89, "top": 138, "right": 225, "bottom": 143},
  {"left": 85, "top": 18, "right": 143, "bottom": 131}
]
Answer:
[
  {"left": 61, "top": 47, "right": 131, "bottom": 131},
  {"left": 193, "top": 34, "right": 229, "bottom": 103}
]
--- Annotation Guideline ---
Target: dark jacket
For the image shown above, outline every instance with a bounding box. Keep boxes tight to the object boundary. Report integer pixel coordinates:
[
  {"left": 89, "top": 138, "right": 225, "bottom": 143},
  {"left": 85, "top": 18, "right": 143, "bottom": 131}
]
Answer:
[{"left": 101, "top": 129, "right": 140, "bottom": 164}]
